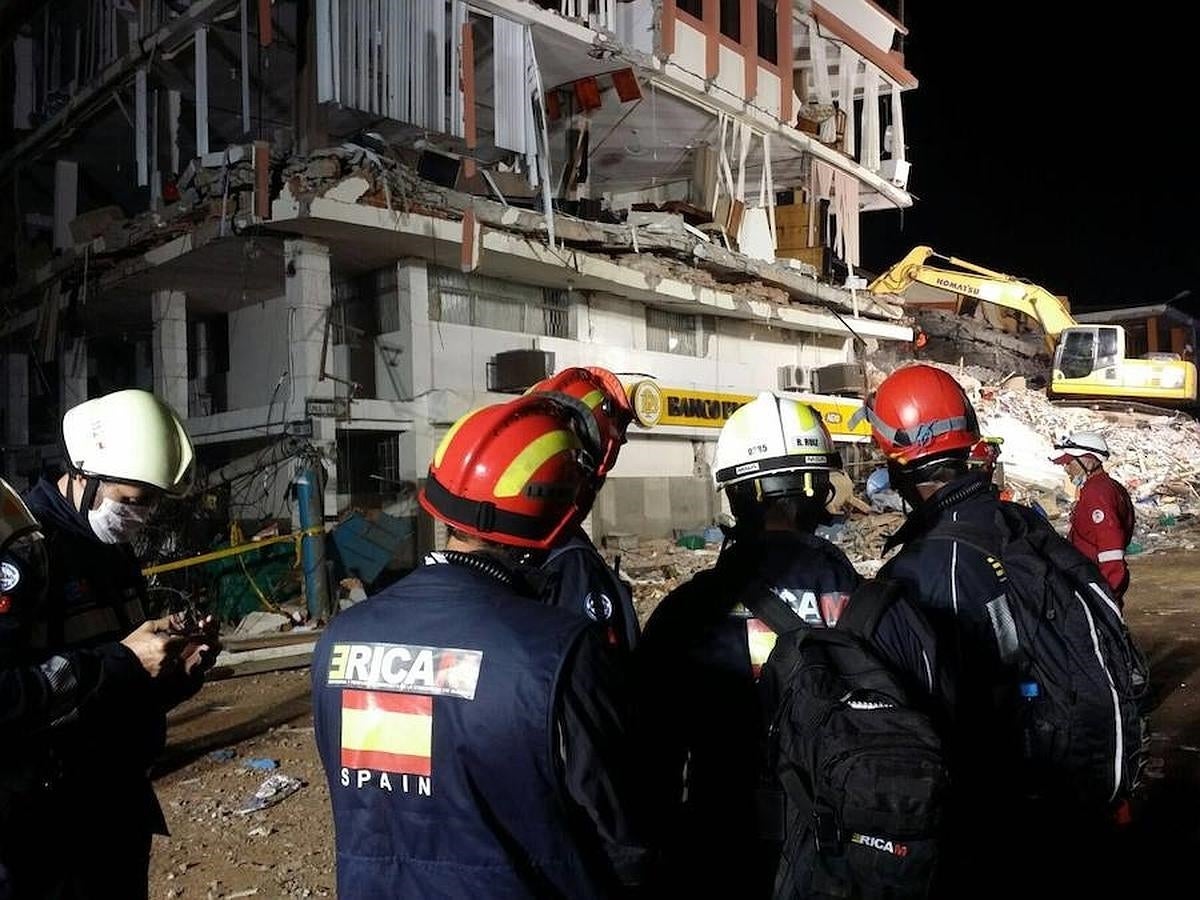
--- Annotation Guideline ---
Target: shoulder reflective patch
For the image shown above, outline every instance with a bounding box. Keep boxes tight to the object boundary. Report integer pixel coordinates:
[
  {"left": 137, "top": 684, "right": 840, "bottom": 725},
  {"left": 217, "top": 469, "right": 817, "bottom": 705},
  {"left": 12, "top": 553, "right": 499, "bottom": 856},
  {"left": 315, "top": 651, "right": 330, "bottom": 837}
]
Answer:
[
  {"left": 985, "top": 594, "right": 1020, "bottom": 664},
  {"left": 1092, "top": 508, "right": 1106, "bottom": 524},
  {"left": 583, "top": 592, "right": 614, "bottom": 622},
  {"left": 327, "top": 643, "right": 483, "bottom": 700},
  {"left": 0, "top": 561, "right": 19, "bottom": 592},
  {"left": 747, "top": 618, "right": 778, "bottom": 679},
  {"left": 341, "top": 689, "right": 432, "bottom": 776}
]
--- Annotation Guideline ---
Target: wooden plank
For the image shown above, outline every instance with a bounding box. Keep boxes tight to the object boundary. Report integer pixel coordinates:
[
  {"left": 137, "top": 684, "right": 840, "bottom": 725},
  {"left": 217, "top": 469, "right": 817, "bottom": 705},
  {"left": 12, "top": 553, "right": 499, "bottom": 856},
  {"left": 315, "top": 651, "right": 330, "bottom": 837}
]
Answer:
[
  {"left": 462, "top": 21, "right": 476, "bottom": 149},
  {"left": 222, "top": 629, "right": 322, "bottom": 653},
  {"left": 195, "top": 26, "right": 209, "bottom": 156},
  {"left": 258, "top": 0, "right": 273, "bottom": 47},
  {"left": 168, "top": 89, "right": 181, "bottom": 175},
  {"left": 253, "top": 140, "right": 269, "bottom": 218},
  {"left": 53, "top": 160, "right": 78, "bottom": 251},
  {"left": 240, "top": 0, "right": 251, "bottom": 134},
  {"left": 135, "top": 66, "right": 148, "bottom": 185},
  {"left": 778, "top": 0, "right": 792, "bottom": 123},
  {"left": 206, "top": 648, "right": 314, "bottom": 681}
]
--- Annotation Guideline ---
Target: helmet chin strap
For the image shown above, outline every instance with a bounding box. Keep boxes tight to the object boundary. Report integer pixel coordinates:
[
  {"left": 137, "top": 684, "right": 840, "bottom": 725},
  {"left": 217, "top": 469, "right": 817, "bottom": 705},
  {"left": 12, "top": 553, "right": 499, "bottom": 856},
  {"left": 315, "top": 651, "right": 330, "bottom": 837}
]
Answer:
[{"left": 67, "top": 472, "right": 102, "bottom": 515}]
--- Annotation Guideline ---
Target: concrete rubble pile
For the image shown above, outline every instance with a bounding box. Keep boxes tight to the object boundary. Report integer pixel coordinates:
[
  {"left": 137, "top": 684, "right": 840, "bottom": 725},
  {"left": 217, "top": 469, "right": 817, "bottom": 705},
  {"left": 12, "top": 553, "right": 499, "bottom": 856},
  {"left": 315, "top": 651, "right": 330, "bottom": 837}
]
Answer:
[{"left": 274, "top": 145, "right": 904, "bottom": 322}]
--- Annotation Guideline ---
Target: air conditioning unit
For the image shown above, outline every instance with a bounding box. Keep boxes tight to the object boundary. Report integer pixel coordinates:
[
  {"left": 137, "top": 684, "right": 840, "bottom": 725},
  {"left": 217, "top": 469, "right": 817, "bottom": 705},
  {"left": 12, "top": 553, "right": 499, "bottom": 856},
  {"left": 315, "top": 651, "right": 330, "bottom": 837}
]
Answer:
[
  {"left": 489, "top": 349, "right": 555, "bottom": 394},
  {"left": 881, "top": 158, "right": 911, "bottom": 190},
  {"left": 812, "top": 363, "right": 866, "bottom": 396},
  {"left": 777, "top": 364, "right": 812, "bottom": 392}
]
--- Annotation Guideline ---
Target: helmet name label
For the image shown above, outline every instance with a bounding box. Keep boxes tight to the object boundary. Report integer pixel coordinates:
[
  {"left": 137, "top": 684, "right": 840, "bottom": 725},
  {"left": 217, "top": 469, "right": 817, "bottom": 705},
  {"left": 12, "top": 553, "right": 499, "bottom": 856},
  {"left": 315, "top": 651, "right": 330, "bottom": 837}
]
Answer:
[{"left": 327, "top": 642, "right": 484, "bottom": 701}]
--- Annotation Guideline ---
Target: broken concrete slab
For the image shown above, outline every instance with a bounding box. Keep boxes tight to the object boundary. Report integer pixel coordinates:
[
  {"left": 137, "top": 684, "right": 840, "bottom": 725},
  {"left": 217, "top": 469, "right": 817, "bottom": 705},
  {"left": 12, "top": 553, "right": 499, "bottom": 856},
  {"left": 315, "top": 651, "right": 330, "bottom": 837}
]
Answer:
[{"left": 232, "top": 610, "right": 291, "bottom": 637}]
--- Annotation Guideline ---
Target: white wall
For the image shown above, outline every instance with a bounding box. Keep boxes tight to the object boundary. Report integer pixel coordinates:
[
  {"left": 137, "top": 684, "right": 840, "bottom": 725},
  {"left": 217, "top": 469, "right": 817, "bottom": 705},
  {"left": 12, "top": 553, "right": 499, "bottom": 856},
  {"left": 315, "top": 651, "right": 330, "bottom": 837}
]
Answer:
[
  {"left": 226, "top": 293, "right": 291, "bottom": 410},
  {"left": 616, "top": 0, "right": 655, "bottom": 53},
  {"left": 716, "top": 43, "right": 744, "bottom": 97},
  {"left": 607, "top": 434, "right": 698, "bottom": 478},
  {"left": 673, "top": 19, "right": 706, "bottom": 74},
  {"left": 757, "top": 67, "right": 781, "bottom": 119}
]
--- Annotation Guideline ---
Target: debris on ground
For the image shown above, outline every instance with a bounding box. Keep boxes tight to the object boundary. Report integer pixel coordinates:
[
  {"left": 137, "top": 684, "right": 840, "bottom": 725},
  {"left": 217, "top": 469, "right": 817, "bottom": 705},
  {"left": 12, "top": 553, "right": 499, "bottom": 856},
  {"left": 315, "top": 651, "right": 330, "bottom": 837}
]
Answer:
[{"left": 236, "top": 774, "right": 304, "bottom": 815}]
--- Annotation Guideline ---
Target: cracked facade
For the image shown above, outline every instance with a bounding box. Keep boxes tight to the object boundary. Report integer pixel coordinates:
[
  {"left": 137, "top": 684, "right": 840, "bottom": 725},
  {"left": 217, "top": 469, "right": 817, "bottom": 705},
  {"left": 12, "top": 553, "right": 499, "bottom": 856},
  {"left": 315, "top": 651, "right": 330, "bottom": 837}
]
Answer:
[{"left": 0, "top": 0, "right": 917, "bottom": 551}]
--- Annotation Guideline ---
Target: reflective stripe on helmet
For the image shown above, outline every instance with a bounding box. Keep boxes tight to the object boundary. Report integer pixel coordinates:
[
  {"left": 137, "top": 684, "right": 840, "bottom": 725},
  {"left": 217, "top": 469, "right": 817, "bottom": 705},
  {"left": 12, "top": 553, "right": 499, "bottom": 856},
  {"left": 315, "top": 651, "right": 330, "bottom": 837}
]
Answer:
[
  {"left": 1053, "top": 438, "right": 1110, "bottom": 458},
  {"left": 857, "top": 403, "right": 972, "bottom": 450},
  {"left": 493, "top": 429, "right": 581, "bottom": 498},
  {"left": 713, "top": 451, "right": 842, "bottom": 487}
]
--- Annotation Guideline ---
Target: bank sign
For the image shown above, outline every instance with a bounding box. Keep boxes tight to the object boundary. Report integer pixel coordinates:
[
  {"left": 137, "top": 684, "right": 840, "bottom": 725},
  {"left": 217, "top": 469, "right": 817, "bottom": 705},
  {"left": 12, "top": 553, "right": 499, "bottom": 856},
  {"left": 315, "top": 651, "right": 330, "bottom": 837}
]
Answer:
[{"left": 627, "top": 380, "right": 870, "bottom": 439}]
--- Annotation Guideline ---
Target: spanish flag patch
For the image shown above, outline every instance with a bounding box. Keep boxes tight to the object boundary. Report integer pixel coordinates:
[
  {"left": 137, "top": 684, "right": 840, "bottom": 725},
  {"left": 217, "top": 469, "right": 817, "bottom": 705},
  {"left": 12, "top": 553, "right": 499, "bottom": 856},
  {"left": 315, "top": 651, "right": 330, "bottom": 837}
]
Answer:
[
  {"left": 340, "top": 689, "right": 433, "bottom": 776},
  {"left": 746, "top": 618, "right": 778, "bottom": 679}
]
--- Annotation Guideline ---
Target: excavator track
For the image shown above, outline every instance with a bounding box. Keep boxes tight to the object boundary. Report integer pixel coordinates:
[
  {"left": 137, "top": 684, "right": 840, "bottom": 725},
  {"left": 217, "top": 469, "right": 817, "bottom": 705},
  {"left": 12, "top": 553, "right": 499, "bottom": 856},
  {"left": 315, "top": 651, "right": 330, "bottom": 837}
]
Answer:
[{"left": 1049, "top": 398, "right": 1196, "bottom": 420}]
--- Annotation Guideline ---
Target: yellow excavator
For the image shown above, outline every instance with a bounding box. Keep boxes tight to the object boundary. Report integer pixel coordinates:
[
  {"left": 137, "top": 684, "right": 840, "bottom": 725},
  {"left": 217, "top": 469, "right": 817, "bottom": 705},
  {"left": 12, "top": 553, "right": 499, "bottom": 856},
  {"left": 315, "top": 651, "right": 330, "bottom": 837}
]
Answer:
[{"left": 869, "top": 246, "right": 1198, "bottom": 406}]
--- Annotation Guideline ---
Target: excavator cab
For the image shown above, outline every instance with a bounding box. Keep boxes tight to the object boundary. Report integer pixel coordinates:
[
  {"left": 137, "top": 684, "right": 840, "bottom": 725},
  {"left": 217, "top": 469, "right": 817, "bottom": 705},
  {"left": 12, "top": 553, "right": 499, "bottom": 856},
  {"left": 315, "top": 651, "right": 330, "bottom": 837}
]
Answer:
[
  {"left": 1052, "top": 324, "right": 1196, "bottom": 403},
  {"left": 1054, "top": 326, "right": 1122, "bottom": 381}
]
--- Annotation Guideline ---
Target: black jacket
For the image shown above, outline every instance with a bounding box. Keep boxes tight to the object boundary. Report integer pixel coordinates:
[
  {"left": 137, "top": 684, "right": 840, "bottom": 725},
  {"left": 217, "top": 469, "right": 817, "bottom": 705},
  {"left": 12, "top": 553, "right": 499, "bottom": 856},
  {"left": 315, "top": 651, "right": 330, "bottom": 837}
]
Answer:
[
  {"left": 15, "top": 479, "right": 201, "bottom": 836},
  {"left": 638, "top": 530, "right": 938, "bottom": 897}
]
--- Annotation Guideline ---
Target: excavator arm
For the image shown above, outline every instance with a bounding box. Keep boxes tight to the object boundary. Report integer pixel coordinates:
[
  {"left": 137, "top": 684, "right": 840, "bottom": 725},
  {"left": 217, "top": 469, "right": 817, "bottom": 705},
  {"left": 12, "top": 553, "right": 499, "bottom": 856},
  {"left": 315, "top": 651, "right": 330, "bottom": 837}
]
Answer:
[{"left": 867, "top": 245, "right": 1078, "bottom": 340}]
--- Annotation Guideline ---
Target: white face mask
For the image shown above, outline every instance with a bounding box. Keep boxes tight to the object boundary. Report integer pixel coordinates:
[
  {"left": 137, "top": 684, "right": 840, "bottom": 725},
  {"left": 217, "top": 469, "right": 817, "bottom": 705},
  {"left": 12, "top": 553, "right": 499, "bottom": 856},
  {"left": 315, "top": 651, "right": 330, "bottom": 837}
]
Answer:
[{"left": 88, "top": 498, "right": 153, "bottom": 545}]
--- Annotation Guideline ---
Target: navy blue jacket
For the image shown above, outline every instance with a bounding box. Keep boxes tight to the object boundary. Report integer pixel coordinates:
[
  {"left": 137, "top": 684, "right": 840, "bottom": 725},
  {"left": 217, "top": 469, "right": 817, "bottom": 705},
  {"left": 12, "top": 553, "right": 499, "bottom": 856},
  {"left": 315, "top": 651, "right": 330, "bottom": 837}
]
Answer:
[
  {"left": 638, "top": 530, "right": 938, "bottom": 897},
  {"left": 879, "top": 473, "right": 1019, "bottom": 798},
  {"left": 312, "top": 552, "right": 649, "bottom": 898},
  {"left": 536, "top": 529, "right": 639, "bottom": 652}
]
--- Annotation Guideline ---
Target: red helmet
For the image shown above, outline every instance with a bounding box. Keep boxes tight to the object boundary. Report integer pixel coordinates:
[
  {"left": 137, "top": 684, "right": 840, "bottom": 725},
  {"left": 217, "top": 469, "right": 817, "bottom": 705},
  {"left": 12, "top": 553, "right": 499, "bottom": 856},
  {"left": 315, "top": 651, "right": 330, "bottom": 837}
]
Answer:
[
  {"left": 969, "top": 437, "right": 1003, "bottom": 469},
  {"left": 854, "top": 364, "right": 980, "bottom": 466},
  {"left": 419, "top": 396, "right": 593, "bottom": 550},
  {"left": 529, "top": 367, "right": 633, "bottom": 476}
]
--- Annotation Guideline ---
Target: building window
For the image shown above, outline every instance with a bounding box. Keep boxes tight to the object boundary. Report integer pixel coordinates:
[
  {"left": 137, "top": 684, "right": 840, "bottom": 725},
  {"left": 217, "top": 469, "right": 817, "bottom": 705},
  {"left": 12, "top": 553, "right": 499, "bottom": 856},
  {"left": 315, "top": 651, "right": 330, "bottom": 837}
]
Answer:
[
  {"left": 677, "top": 0, "right": 703, "bottom": 20},
  {"left": 428, "top": 268, "right": 569, "bottom": 338},
  {"left": 757, "top": 0, "right": 778, "bottom": 63},
  {"left": 719, "top": 0, "right": 740, "bottom": 41},
  {"left": 646, "top": 307, "right": 713, "bottom": 357}
]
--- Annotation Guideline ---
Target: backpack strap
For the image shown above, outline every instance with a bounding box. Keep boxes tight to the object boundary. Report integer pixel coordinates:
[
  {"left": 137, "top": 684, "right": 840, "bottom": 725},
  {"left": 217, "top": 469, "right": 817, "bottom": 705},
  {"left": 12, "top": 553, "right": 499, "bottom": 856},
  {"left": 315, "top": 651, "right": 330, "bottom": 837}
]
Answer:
[
  {"left": 835, "top": 578, "right": 903, "bottom": 641},
  {"left": 739, "top": 577, "right": 807, "bottom": 636}
]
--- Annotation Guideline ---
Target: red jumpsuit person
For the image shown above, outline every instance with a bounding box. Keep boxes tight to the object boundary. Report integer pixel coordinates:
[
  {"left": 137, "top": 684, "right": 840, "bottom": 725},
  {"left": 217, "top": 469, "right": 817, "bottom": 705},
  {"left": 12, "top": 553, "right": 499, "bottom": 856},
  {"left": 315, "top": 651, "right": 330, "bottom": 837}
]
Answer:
[{"left": 1051, "top": 432, "right": 1135, "bottom": 606}]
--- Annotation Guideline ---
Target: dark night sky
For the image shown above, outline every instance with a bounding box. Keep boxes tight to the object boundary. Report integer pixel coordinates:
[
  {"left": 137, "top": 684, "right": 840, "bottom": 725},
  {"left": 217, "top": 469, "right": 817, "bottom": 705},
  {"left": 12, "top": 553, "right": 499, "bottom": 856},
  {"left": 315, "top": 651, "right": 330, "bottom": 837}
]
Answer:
[{"left": 860, "top": 4, "right": 1200, "bottom": 312}]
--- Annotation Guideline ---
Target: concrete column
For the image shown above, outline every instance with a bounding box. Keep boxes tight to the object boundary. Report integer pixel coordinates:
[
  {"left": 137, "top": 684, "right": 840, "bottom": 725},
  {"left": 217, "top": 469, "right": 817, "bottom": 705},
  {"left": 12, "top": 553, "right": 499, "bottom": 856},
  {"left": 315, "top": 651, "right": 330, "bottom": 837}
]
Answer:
[
  {"left": 283, "top": 239, "right": 334, "bottom": 420},
  {"left": 151, "top": 290, "right": 189, "bottom": 415},
  {"left": 59, "top": 337, "right": 88, "bottom": 411},
  {"left": 284, "top": 241, "right": 338, "bottom": 527},
  {"left": 4, "top": 353, "right": 29, "bottom": 447}
]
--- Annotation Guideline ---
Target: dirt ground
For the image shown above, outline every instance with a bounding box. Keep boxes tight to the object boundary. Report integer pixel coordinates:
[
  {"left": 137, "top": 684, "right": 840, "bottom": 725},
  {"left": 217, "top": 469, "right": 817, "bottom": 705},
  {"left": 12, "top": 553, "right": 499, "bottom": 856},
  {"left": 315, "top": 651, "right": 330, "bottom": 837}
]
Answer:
[{"left": 149, "top": 542, "right": 1200, "bottom": 899}]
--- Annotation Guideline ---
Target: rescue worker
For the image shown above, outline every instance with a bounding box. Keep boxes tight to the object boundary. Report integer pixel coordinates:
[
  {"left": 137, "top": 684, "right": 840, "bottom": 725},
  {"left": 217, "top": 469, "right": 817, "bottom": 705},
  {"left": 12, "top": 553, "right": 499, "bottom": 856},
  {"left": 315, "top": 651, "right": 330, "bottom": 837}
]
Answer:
[
  {"left": 1051, "top": 431, "right": 1135, "bottom": 605},
  {"left": 312, "top": 394, "right": 650, "bottom": 898},
  {"left": 0, "top": 477, "right": 193, "bottom": 897},
  {"left": 638, "top": 392, "right": 939, "bottom": 897},
  {"left": 857, "top": 365, "right": 1125, "bottom": 897},
  {"left": 527, "top": 366, "right": 639, "bottom": 651},
  {"left": 15, "top": 389, "right": 218, "bottom": 899}
]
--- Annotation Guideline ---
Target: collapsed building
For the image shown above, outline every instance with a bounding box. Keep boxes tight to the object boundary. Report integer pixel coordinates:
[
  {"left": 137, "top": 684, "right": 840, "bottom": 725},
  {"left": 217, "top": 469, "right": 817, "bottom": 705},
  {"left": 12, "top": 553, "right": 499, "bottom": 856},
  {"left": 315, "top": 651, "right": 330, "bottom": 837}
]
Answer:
[{"left": 0, "top": 0, "right": 919, "bottom": 577}]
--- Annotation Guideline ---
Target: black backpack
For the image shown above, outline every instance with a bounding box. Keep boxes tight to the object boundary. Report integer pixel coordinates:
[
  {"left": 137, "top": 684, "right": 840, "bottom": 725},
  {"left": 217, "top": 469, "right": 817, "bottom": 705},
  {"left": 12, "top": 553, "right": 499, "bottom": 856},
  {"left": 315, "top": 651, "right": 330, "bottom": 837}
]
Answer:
[
  {"left": 750, "top": 579, "right": 948, "bottom": 900},
  {"left": 922, "top": 501, "right": 1149, "bottom": 810}
]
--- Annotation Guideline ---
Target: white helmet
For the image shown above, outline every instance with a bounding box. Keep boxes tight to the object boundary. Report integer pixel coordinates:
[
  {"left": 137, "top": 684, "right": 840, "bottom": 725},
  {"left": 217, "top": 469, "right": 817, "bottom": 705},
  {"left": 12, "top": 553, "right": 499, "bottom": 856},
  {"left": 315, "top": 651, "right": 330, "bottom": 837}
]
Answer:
[
  {"left": 714, "top": 392, "right": 841, "bottom": 498},
  {"left": 1050, "top": 431, "right": 1109, "bottom": 465},
  {"left": 62, "top": 389, "right": 196, "bottom": 495}
]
